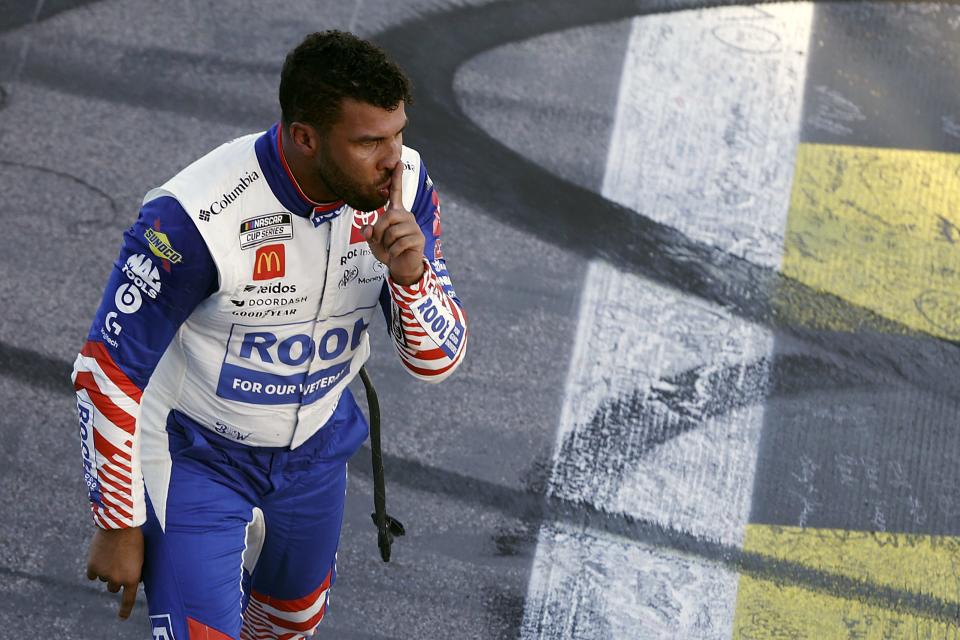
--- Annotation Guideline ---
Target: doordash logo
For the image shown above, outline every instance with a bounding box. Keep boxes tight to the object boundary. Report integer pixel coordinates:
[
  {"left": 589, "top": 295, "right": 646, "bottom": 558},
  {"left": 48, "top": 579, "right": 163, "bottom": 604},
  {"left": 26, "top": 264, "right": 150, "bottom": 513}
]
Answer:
[{"left": 253, "top": 244, "right": 285, "bottom": 281}]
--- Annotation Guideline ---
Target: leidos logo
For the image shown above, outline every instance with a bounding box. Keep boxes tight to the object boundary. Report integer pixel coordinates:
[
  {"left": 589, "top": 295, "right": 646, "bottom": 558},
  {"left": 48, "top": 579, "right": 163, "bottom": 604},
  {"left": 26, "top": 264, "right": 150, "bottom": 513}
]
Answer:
[
  {"left": 350, "top": 208, "right": 383, "bottom": 244},
  {"left": 253, "top": 244, "right": 285, "bottom": 281}
]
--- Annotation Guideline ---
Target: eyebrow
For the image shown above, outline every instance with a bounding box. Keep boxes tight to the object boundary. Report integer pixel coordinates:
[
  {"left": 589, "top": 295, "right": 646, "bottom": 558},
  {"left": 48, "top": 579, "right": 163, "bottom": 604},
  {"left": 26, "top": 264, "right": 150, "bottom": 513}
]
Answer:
[{"left": 354, "top": 119, "right": 409, "bottom": 143}]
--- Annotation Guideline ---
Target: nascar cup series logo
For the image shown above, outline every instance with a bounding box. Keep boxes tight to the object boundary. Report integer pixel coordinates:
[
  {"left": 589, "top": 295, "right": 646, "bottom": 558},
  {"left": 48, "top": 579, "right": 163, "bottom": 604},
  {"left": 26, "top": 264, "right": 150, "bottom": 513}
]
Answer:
[{"left": 350, "top": 208, "right": 383, "bottom": 244}]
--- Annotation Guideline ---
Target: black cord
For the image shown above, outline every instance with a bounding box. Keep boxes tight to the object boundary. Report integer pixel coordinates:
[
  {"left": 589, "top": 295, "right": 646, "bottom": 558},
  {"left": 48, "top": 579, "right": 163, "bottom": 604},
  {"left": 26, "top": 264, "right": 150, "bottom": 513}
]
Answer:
[{"left": 359, "top": 366, "right": 405, "bottom": 562}]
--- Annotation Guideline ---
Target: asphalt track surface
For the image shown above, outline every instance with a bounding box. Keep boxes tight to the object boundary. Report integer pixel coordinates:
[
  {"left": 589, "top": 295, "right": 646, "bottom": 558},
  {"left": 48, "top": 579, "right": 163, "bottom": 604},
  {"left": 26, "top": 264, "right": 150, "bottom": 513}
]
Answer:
[{"left": 2, "top": 0, "right": 960, "bottom": 638}]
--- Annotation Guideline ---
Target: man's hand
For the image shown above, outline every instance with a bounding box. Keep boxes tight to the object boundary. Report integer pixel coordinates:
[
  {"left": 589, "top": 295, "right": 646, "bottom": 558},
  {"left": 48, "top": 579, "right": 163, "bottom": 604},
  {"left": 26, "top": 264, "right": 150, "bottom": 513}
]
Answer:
[
  {"left": 87, "top": 526, "right": 144, "bottom": 620},
  {"left": 362, "top": 162, "right": 425, "bottom": 286}
]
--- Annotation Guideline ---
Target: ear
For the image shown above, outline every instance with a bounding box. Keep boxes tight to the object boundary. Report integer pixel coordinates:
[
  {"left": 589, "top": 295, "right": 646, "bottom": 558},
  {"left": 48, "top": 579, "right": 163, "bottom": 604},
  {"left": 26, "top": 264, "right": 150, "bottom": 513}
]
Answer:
[{"left": 288, "top": 122, "right": 320, "bottom": 157}]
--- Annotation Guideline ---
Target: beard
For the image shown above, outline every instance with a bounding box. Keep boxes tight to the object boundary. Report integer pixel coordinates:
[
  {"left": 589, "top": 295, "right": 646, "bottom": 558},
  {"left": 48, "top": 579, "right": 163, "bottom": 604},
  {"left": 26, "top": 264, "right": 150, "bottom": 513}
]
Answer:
[{"left": 316, "top": 143, "right": 389, "bottom": 213}]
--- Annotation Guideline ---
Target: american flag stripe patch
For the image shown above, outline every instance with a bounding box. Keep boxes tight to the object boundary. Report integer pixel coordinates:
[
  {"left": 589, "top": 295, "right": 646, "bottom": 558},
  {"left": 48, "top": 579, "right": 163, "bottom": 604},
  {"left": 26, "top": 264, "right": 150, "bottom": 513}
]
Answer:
[
  {"left": 386, "top": 259, "right": 468, "bottom": 382},
  {"left": 73, "top": 341, "right": 146, "bottom": 529}
]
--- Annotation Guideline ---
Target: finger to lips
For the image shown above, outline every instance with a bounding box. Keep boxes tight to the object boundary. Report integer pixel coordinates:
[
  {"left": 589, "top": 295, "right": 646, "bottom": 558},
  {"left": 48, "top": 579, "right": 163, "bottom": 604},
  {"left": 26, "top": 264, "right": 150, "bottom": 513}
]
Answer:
[{"left": 389, "top": 162, "right": 403, "bottom": 206}]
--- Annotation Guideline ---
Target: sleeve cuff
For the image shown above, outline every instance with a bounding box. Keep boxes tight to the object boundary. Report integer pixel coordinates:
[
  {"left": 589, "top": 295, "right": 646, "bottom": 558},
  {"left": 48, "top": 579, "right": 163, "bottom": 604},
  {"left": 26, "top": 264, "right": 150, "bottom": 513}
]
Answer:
[{"left": 387, "top": 257, "right": 435, "bottom": 310}]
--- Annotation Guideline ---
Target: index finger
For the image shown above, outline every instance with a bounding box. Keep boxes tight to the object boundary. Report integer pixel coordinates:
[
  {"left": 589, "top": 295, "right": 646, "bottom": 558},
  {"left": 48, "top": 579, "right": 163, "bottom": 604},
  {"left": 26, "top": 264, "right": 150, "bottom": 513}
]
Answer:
[
  {"left": 118, "top": 582, "right": 138, "bottom": 619},
  {"left": 388, "top": 162, "right": 403, "bottom": 208}
]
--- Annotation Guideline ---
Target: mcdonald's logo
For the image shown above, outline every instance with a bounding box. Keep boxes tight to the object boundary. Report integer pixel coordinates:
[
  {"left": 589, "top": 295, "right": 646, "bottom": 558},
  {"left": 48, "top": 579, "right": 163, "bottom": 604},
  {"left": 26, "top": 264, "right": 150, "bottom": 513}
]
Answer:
[{"left": 253, "top": 244, "right": 285, "bottom": 281}]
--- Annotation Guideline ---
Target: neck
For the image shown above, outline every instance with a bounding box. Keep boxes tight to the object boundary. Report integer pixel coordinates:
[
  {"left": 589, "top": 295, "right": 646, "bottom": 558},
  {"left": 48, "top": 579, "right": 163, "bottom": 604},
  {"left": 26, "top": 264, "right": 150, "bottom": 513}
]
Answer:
[{"left": 280, "top": 126, "right": 338, "bottom": 204}]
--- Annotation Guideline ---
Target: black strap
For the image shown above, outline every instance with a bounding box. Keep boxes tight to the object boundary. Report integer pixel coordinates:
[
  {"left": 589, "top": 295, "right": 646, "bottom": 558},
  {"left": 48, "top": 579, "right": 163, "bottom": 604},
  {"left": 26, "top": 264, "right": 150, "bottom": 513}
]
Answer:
[{"left": 359, "top": 366, "right": 405, "bottom": 562}]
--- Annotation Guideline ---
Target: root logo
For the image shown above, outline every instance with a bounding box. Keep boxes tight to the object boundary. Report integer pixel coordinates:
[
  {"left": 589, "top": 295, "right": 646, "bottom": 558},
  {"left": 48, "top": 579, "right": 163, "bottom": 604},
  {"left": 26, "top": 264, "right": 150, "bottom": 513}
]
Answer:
[
  {"left": 253, "top": 244, "right": 285, "bottom": 281},
  {"left": 350, "top": 208, "right": 384, "bottom": 244}
]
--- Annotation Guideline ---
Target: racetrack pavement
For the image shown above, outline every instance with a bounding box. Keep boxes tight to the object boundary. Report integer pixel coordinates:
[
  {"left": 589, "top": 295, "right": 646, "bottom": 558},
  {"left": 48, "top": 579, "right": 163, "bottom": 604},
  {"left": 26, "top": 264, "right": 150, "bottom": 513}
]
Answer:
[{"left": 2, "top": 1, "right": 960, "bottom": 638}]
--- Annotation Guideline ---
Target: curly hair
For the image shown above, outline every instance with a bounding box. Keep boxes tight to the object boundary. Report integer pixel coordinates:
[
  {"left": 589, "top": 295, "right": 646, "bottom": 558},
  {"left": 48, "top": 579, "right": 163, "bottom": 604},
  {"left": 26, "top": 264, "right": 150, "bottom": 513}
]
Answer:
[{"left": 279, "top": 31, "right": 413, "bottom": 130}]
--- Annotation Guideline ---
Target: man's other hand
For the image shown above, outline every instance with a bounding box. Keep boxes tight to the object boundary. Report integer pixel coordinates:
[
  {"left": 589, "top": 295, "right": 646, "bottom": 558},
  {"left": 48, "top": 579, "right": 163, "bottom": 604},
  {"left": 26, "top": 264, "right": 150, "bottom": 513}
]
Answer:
[
  {"left": 86, "top": 526, "right": 144, "bottom": 619},
  {"left": 362, "top": 162, "right": 425, "bottom": 285}
]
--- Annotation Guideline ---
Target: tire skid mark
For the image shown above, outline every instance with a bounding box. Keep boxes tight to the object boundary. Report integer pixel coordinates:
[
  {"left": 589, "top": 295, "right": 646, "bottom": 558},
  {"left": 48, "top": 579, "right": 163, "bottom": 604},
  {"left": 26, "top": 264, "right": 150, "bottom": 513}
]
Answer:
[{"left": 557, "top": 354, "right": 877, "bottom": 502}]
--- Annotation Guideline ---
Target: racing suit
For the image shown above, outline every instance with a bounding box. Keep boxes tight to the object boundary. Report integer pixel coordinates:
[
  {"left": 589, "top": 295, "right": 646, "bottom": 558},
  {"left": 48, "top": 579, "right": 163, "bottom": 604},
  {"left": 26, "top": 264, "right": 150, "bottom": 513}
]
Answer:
[{"left": 71, "top": 123, "right": 467, "bottom": 639}]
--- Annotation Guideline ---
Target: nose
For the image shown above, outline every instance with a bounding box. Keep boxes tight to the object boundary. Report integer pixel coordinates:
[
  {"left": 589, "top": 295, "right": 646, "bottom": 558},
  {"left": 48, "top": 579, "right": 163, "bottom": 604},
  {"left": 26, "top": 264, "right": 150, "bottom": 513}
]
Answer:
[{"left": 378, "top": 135, "right": 402, "bottom": 171}]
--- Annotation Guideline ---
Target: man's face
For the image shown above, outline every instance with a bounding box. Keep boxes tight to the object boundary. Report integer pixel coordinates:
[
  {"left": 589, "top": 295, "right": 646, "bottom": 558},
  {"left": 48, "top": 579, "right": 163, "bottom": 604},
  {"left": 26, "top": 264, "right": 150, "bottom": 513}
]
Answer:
[{"left": 314, "top": 98, "right": 407, "bottom": 212}]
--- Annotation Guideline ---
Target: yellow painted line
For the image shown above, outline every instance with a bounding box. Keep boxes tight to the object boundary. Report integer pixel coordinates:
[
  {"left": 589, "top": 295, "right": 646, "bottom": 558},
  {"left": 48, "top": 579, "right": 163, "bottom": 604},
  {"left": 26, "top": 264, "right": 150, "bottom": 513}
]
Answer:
[
  {"left": 777, "top": 143, "right": 960, "bottom": 338},
  {"left": 735, "top": 142, "right": 960, "bottom": 637},
  {"left": 733, "top": 524, "right": 960, "bottom": 638}
]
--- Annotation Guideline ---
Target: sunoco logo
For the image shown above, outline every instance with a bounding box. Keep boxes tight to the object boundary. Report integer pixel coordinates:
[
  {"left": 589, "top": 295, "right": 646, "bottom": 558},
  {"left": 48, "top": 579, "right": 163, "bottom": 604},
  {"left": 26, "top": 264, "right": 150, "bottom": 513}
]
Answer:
[
  {"left": 122, "top": 254, "right": 161, "bottom": 299},
  {"left": 144, "top": 227, "right": 182, "bottom": 265}
]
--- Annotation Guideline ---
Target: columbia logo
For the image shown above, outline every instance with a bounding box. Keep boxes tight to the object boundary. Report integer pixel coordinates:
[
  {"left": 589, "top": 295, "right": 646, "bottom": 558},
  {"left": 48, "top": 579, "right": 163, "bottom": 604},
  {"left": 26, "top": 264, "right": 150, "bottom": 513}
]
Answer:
[{"left": 199, "top": 209, "right": 211, "bottom": 222}]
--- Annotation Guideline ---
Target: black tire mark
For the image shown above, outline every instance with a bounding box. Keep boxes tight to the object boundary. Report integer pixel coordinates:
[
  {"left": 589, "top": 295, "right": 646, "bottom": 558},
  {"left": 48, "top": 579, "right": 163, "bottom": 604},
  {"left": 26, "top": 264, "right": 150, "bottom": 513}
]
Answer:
[
  {"left": 0, "top": 0, "right": 108, "bottom": 34},
  {"left": 0, "top": 341, "right": 74, "bottom": 396},
  {"left": 347, "top": 443, "right": 960, "bottom": 626},
  {"left": 375, "top": 0, "right": 960, "bottom": 406},
  {"left": 555, "top": 354, "right": 877, "bottom": 501}
]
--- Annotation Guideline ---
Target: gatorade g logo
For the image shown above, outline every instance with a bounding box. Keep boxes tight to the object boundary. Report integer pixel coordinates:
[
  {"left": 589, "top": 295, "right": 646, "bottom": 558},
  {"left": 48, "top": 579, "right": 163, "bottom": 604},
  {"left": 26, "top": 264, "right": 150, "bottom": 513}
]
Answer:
[
  {"left": 253, "top": 244, "right": 284, "bottom": 281},
  {"left": 350, "top": 208, "right": 383, "bottom": 244}
]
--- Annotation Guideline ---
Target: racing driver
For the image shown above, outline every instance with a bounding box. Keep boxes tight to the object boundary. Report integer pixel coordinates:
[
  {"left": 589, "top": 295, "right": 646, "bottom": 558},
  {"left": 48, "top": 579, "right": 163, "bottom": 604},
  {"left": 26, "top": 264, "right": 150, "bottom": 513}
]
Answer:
[{"left": 71, "top": 30, "right": 467, "bottom": 639}]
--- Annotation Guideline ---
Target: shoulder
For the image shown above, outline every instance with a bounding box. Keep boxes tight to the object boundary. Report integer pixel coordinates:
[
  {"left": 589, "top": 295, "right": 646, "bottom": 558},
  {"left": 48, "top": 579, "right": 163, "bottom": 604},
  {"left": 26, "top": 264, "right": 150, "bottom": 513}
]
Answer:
[{"left": 144, "top": 131, "right": 265, "bottom": 225}]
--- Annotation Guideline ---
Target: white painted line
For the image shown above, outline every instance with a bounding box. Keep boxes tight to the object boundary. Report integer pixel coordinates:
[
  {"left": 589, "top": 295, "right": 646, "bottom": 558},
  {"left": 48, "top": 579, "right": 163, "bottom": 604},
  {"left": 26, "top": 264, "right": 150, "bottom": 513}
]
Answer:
[{"left": 521, "top": 5, "right": 814, "bottom": 638}]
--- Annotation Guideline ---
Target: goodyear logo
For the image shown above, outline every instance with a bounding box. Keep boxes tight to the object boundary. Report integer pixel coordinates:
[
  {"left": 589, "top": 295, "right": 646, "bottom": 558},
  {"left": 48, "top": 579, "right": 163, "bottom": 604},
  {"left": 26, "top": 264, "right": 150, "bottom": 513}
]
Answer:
[{"left": 144, "top": 228, "right": 183, "bottom": 264}]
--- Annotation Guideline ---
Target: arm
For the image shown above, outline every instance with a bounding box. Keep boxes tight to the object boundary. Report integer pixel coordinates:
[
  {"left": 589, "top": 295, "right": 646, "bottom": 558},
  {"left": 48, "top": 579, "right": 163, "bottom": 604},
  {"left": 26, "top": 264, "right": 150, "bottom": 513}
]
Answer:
[
  {"left": 72, "top": 196, "right": 216, "bottom": 530},
  {"left": 372, "top": 161, "right": 468, "bottom": 382}
]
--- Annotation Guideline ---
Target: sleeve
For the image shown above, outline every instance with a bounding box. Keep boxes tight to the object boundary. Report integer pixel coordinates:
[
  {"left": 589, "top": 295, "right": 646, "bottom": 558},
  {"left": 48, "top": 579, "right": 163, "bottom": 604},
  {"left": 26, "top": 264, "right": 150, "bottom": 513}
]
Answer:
[
  {"left": 72, "top": 196, "right": 217, "bottom": 529},
  {"left": 379, "top": 161, "right": 468, "bottom": 382}
]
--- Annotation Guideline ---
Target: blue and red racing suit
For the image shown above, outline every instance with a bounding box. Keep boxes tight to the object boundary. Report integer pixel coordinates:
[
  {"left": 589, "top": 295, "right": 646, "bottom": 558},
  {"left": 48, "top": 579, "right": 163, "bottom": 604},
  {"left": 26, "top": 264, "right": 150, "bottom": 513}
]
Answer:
[{"left": 71, "top": 123, "right": 467, "bottom": 639}]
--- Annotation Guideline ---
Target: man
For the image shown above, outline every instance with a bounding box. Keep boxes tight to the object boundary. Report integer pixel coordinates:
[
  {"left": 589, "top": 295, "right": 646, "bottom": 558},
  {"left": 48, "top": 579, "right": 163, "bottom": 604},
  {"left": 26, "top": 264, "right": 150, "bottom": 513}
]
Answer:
[{"left": 72, "top": 31, "right": 467, "bottom": 639}]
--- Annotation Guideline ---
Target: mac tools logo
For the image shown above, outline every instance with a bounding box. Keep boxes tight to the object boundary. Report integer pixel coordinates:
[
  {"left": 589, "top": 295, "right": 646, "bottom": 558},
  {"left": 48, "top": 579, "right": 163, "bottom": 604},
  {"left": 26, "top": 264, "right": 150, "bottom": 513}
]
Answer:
[{"left": 116, "top": 254, "right": 162, "bottom": 313}]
